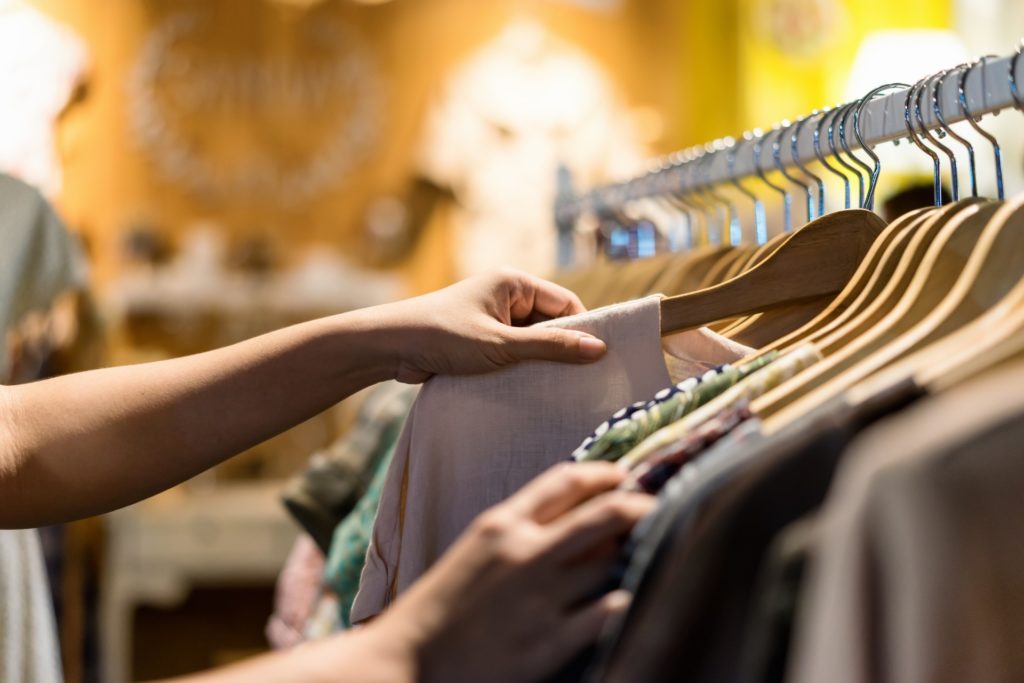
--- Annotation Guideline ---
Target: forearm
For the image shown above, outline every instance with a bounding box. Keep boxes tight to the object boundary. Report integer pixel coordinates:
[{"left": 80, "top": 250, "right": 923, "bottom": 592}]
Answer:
[
  {"left": 162, "top": 624, "right": 416, "bottom": 683},
  {"left": 0, "top": 308, "right": 398, "bottom": 528},
  {"left": 161, "top": 617, "right": 419, "bottom": 683}
]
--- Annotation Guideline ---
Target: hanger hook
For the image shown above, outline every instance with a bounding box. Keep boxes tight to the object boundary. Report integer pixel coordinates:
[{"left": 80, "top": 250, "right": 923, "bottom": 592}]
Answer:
[
  {"left": 916, "top": 70, "right": 960, "bottom": 201},
  {"left": 855, "top": 83, "right": 908, "bottom": 211},
  {"left": 731, "top": 133, "right": 768, "bottom": 245},
  {"left": 934, "top": 64, "right": 977, "bottom": 197},
  {"left": 698, "top": 142, "right": 735, "bottom": 246},
  {"left": 826, "top": 102, "right": 861, "bottom": 208},
  {"left": 838, "top": 100, "right": 872, "bottom": 208},
  {"left": 791, "top": 116, "right": 825, "bottom": 217},
  {"left": 666, "top": 153, "right": 698, "bottom": 250},
  {"left": 685, "top": 147, "right": 716, "bottom": 245},
  {"left": 959, "top": 55, "right": 1004, "bottom": 200},
  {"left": 753, "top": 127, "right": 792, "bottom": 232},
  {"left": 772, "top": 119, "right": 815, "bottom": 224},
  {"left": 813, "top": 108, "right": 850, "bottom": 211},
  {"left": 904, "top": 77, "right": 943, "bottom": 206}
]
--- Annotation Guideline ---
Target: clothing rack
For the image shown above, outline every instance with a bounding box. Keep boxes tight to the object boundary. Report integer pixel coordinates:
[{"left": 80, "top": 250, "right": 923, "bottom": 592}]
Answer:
[{"left": 557, "top": 51, "right": 1022, "bottom": 223}]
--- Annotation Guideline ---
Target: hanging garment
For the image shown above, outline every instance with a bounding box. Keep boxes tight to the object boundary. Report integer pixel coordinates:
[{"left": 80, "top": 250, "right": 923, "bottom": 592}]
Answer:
[
  {"left": 350, "top": 295, "right": 752, "bottom": 623},
  {"left": 789, "top": 362, "right": 1024, "bottom": 683},
  {"left": 324, "top": 435, "right": 400, "bottom": 628},
  {"left": 282, "top": 381, "right": 417, "bottom": 553},
  {"left": 587, "top": 378, "right": 924, "bottom": 683},
  {"left": 615, "top": 343, "right": 822, "bottom": 470},
  {"left": 572, "top": 354, "right": 772, "bottom": 463},
  {"left": 623, "top": 402, "right": 755, "bottom": 494},
  {"left": 266, "top": 535, "right": 326, "bottom": 650},
  {"left": 737, "top": 517, "right": 818, "bottom": 683}
]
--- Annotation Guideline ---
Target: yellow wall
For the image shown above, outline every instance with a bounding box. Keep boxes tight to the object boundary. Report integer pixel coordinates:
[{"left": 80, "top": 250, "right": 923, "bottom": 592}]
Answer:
[{"left": 737, "top": 0, "right": 952, "bottom": 133}]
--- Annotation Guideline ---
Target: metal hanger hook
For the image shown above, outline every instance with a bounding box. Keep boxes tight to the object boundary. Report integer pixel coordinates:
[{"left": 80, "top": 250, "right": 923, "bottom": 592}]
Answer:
[
  {"left": 753, "top": 127, "right": 792, "bottom": 232},
  {"left": 959, "top": 55, "right": 1004, "bottom": 200},
  {"left": 916, "top": 70, "right": 960, "bottom": 201},
  {"left": 826, "top": 102, "right": 862, "bottom": 207},
  {"left": 729, "top": 134, "right": 768, "bottom": 245},
  {"left": 854, "top": 82, "right": 909, "bottom": 211},
  {"left": 813, "top": 107, "right": 850, "bottom": 211},
  {"left": 904, "top": 77, "right": 943, "bottom": 206},
  {"left": 791, "top": 116, "right": 825, "bottom": 217},
  {"left": 934, "top": 64, "right": 978, "bottom": 197},
  {"left": 838, "top": 99, "right": 873, "bottom": 208},
  {"left": 772, "top": 119, "right": 815, "bottom": 224}
]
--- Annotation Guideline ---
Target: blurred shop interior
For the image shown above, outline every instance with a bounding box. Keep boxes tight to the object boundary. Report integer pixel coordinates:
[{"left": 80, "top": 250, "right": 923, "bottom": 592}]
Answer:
[{"left": 1, "top": 0, "right": 1023, "bottom": 681}]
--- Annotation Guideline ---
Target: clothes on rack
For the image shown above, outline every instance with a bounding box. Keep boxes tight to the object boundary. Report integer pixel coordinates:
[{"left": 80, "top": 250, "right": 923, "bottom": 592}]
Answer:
[
  {"left": 572, "top": 351, "right": 770, "bottom": 464},
  {"left": 265, "top": 50, "right": 1024, "bottom": 682},
  {"left": 351, "top": 295, "right": 753, "bottom": 623},
  {"left": 281, "top": 381, "right": 418, "bottom": 554},
  {"left": 789, "top": 360, "right": 1024, "bottom": 683},
  {"left": 273, "top": 381, "right": 417, "bottom": 641},
  {"left": 585, "top": 377, "right": 925, "bottom": 683},
  {"left": 323, "top": 432, "right": 399, "bottom": 628}
]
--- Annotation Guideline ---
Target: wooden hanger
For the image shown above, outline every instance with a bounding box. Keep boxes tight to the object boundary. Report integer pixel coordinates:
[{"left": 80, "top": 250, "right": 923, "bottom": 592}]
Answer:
[
  {"left": 759, "top": 199, "right": 1002, "bottom": 423},
  {"left": 862, "top": 196, "right": 1024, "bottom": 377},
  {"left": 659, "top": 208, "right": 883, "bottom": 334},
  {"left": 649, "top": 244, "right": 734, "bottom": 296},
  {"left": 696, "top": 245, "right": 757, "bottom": 289},
  {"left": 816, "top": 199, "right": 986, "bottom": 355},
  {"left": 735, "top": 210, "right": 925, "bottom": 349},
  {"left": 741, "top": 206, "right": 933, "bottom": 359},
  {"left": 832, "top": 197, "right": 1024, "bottom": 413}
]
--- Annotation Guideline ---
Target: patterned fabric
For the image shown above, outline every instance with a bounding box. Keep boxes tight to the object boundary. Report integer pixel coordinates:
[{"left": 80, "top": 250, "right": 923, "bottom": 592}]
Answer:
[
  {"left": 618, "top": 343, "right": 823, "bottom": 470},
  {"left": 282, "top": 381, "right": 418, "bottom": 553},
  {"left": 623, "top": 402, "right": 754, "bottom": 494},
  {"left": 573, "top": 353, "right": 778, "bottom": 463},
  {"left": 324, "top": 437, "right": 398, "bottom": 628}
]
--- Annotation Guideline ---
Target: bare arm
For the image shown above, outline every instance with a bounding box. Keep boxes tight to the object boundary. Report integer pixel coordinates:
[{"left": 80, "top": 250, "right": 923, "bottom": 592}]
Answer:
[
  {"left": 0, "top": 271, "right": 606, "bottom": 528},
  {"left": 170, "top": 463, "right": 653, "bottom": 683}
]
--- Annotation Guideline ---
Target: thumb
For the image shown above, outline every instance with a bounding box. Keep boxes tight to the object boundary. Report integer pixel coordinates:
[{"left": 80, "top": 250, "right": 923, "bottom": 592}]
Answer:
[{"left": 502, "top": 326, "right": 607, "bottom": 364}]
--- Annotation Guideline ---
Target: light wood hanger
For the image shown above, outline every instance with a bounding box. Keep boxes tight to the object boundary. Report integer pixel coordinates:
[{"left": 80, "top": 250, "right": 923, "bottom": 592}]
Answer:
[
  {"left": 659, "top": 208, "right": 883, "bottom": 334},
  {"left": 856, "top": 196, "right": 1024, "bottom": 377},
  {"left": 649, "top": 244, "right": 733, "bottom": 297},
  {"left": 852, "top": 270, "right": 1024, "bottom": 404},
  {"left": 758, "top": 198, "right": 1002, "bottom": 423},
  {"left": 810, "top": 197, "right": 1024, "bottom": 432},
  {"left": 696, "top": 245, "right": 756, "bottom": 289},
  {"left": 735, "top": 210, "right": 927, "bottom": 351},
  {"left": 741, "top": 206, "right": 933, "bottom": 359},
  {"left": 816, "top": 200, "right": 985, "bottom": 355}
]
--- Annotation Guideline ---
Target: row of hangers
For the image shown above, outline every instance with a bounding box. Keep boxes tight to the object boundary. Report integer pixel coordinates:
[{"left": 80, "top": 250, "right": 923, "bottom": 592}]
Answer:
[{"left": 555, "top": 44, "right": 1024, "bottom": 435}]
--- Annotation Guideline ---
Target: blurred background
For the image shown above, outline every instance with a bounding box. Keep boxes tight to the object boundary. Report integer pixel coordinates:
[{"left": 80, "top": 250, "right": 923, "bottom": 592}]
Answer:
[{"left": 1, "top": 0, "right": 1021, "bottom": 680}]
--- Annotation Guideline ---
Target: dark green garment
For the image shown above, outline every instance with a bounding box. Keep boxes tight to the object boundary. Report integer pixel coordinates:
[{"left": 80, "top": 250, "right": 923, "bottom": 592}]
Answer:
[
  {"left": 325, "top": 436, "right": 398, "bottom": 627},
  {"left": 282, "top": 382, "right": 417, "bottom": 553}
]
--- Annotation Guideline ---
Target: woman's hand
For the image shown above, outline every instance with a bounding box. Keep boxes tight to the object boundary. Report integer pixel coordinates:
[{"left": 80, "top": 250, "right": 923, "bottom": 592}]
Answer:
[
  {"left": 374, "top": 269, "right": 607, "bottom": 383},
  {"left": 369, "top": 462, "right": 655, "bottom": 683}
]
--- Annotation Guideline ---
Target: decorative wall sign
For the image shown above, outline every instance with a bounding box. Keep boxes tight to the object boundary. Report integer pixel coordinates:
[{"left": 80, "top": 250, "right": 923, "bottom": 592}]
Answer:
[
  {"left": 759, "top": 0, "right": 841, "bottom": 59},
  {"left": 128, "top": 11, "right": 383, "bottom": 205}
]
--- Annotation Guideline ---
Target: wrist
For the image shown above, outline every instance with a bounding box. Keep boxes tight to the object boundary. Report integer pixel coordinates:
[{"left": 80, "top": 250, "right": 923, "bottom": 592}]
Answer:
[{"left": 331, "top": 305, "right": 405, "bottom": 384}]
